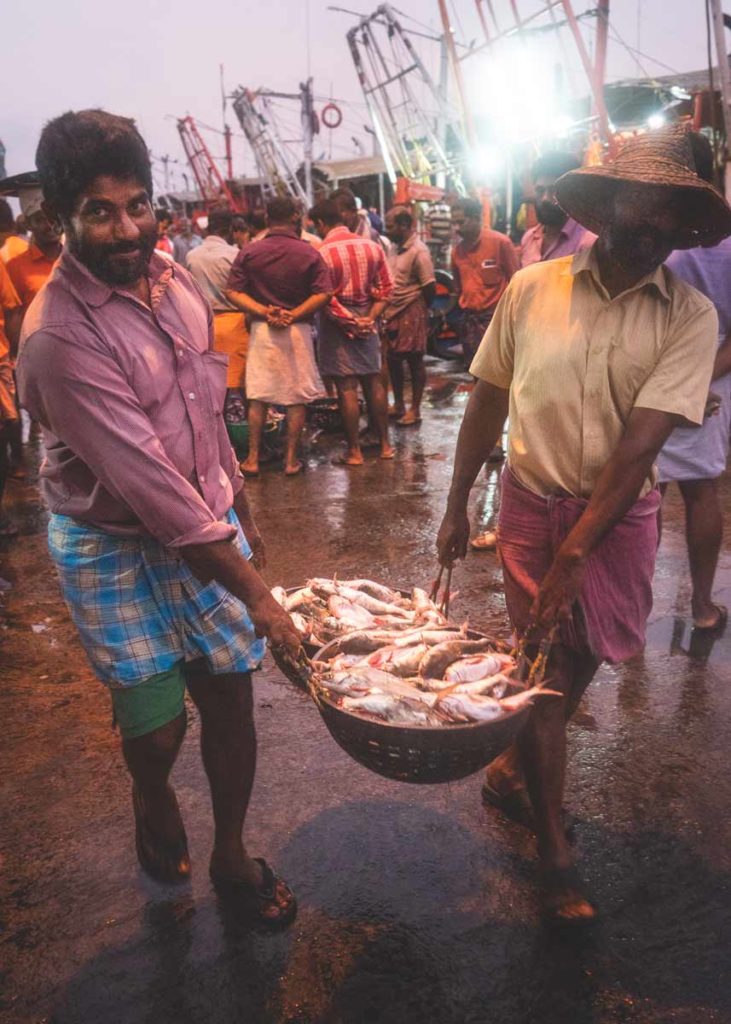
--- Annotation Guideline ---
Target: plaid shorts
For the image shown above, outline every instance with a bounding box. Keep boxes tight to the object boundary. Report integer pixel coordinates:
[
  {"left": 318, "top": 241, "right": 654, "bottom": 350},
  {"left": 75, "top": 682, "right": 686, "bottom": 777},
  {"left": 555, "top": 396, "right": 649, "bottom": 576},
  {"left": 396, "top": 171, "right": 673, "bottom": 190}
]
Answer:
[{"left": 48, "top": 510, "right": 266, "bottom": 687}]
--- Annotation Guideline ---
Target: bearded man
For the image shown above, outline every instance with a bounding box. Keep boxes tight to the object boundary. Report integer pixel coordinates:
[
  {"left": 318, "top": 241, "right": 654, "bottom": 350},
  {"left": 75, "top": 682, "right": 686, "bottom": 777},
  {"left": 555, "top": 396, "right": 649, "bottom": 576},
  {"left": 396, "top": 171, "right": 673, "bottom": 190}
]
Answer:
[
  {"left": 17, "top": 109, "right": 301, "bottom": 928},
  {"left": 520, "top": 151, "right": 596, "bottom": 267},
  {"left": 437, "top": 127, "right": 731, "bottom": 924}
]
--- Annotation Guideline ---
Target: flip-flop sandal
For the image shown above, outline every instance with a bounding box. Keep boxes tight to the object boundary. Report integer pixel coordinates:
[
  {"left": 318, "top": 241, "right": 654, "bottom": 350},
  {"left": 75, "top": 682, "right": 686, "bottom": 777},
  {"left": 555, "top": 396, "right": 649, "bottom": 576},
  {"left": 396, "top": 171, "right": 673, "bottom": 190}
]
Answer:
[
  {"left": 240, "top": 466, "right": 260, "bottom": 478},
  {"left": 379, "top": 449, "right": 396, "bottom": 460},
  {"left": 692, "top": 603, "right": 728, "bottom": 636},
  {"left": 331, "top": 455, "right": 364, "bottom": 467},
  {"left": 539, "top": 865, "right": 598, "bottom": 927},
  {"left": 481, "top": 780, "right": 576, "bottom": 841},
  {"left": 284, "top": 461, "right": 304, "bottom": 476},
  {"left": 210, "top": 857, "right": 298, "bottom": 930},
  {"left": 132, "top": 786, "right": 190, "bottom": 884},
  {"left": 396, "top": 415, "right": 421, "bottom": 427}
]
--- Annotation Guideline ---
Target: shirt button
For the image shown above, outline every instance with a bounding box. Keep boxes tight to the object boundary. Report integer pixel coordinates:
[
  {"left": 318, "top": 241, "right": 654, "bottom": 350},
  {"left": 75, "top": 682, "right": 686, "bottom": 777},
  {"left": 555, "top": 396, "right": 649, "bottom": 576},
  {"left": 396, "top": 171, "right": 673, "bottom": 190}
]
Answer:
[
  {"left": 178, "top": 348, "right": 184, "bottom": 356},
  {"left": 189, "top": 392, "right": 196, "bottom": 400},
  {"left": 200, "top": 474, "right": 206, "bottom": 483}
]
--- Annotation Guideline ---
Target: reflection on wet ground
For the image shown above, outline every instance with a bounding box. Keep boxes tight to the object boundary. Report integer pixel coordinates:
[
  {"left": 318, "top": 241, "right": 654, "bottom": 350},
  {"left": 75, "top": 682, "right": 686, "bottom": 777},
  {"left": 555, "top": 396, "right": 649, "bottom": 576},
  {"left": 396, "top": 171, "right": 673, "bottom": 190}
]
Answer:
[{"left": 2, "top": 359, "right": 731, "bottom": 1023}]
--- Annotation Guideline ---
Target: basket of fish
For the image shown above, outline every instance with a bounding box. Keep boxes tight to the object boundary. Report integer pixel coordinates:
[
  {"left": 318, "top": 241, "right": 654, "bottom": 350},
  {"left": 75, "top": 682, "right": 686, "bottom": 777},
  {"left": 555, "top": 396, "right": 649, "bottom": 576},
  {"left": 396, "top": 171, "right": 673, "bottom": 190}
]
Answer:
[
  {"left": 306, "top": 629, "right": 558, "bottom": 784},
  {"left": 271, "top": 577, "right": 448, "bottom": 658}
]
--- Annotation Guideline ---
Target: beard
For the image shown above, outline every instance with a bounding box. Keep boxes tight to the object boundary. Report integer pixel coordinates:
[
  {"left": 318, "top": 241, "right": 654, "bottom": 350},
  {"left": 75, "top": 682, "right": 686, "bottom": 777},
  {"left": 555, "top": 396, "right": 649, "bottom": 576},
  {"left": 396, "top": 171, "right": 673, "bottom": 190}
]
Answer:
[
  {"left": 67, "top": 226, "right": 157, "bottom": 286},
  {"left": 535, "top": 200, "right": 567, "bottom": 227},
  {"left": 605, "top": 225, "right": 673, "bottom": 278}
]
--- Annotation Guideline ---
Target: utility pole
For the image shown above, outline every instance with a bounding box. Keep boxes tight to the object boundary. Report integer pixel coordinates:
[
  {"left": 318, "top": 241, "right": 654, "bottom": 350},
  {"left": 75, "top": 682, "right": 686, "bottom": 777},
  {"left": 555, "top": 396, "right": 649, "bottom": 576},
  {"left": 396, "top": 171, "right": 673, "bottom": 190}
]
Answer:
[
  {"left": 437, "top": 0, "right": 476, "bottom": 147},
  {"left": 710, "top": 0, "right": 731, "bottom": 196},
  {"left": 300, "top": 77, "right": 315, "bottom": 207}
]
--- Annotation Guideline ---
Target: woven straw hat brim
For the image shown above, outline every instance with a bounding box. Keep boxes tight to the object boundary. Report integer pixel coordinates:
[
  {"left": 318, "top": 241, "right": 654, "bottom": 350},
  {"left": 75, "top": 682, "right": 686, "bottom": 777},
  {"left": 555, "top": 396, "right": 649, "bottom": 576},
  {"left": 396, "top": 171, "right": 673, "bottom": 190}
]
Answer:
[{"left": 555, "top": 166, "right": 731, "bottom": 249}]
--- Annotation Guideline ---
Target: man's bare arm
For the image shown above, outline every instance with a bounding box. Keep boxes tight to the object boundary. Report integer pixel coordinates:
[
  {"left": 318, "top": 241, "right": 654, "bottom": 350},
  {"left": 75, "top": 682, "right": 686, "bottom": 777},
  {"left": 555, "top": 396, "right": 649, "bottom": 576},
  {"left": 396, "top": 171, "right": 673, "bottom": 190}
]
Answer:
[
  {"left": 180, "top": 538, "right": 300, "bottom": 656},
  {"left": 225, "top": 288, "right": 271, "bottom": 319},
  {"left": 437, "top": 380, "right": 510, "bottom": 565},
  {"left": 532, "top": 406, "right": 677, "bottom": 629}
]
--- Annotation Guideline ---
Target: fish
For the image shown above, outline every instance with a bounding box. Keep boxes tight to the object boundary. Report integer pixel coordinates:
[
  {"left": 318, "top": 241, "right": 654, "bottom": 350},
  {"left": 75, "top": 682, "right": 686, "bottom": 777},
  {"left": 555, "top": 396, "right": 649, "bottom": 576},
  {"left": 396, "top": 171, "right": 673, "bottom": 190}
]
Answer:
[
  {"left": 271, "top": 586, "right": 288, "bottom": 607},
  {"left": 327, "top": 596, "right": 376, "bottom": 629},
  {"left": 365, "top": 643, "right": 429, "bottom": 677},
  {"left": 436, "top": 693, "right": 504, "bottom": 723},
  {"left": 338, "top": 579, "right": 403, "bottom": 603},
  {"left": 449, "top": 672, "right": 514, "bottom": 699},
  {"left": 419, "top": 638, "right": 496, "bottom": 679},
  {"left": 285, "top": 587, "right": 317, "bottom": 613},
  {"left": 499, "top": 685, "right": 563, "bottom": 712},
  {"left": 443, "top": 652, "right": 515, "bottom": 684},
  {"left": 319, "top": 581, "right": 412, "bottom": 619},
  {"left": 341, "top": 692, "right": 443, "bottom": 726},
  {"left": 290, "top": 611, "right": 311, "bottom": 635}
]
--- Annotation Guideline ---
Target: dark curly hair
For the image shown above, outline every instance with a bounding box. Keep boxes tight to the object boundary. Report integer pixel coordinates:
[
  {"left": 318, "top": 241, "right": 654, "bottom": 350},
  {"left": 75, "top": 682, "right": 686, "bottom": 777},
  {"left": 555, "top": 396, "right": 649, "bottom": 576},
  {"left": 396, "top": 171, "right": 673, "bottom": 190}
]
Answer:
[{"left": 36, "top": 109, "right": 153, "bottom": 219}]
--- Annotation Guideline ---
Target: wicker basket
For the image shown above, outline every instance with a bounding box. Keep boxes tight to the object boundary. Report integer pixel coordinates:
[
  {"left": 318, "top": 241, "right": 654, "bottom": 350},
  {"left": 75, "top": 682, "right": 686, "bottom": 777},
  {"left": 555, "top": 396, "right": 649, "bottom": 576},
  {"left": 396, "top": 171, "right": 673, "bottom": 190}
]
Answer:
[{"left": 312, "top": 637, "right": 530, "bottom": 784}]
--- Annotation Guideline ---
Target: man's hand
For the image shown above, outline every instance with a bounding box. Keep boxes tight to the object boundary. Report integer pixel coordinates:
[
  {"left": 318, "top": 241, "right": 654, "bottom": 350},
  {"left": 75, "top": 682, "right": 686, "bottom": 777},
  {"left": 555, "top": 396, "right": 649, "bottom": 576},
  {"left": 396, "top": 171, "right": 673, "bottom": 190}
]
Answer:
[
  {"left": 436, "top": 506, "right": 470, "bottom": 566},
  {"left": 248, "top": 590, "right": 302, "bottom": 658},
  {"left": 531, "top": 551, "right": 587, "bottom": 633},
  {"left": 353, "top": 316, "right": 375, "bottom": 337}
]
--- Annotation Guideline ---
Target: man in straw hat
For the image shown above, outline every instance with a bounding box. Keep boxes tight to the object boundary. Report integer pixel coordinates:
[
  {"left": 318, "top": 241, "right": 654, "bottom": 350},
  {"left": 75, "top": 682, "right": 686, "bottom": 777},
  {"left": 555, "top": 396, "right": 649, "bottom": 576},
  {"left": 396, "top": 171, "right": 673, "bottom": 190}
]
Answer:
[{"left": 437, "top": 125, "right": 731, "bottom": 924}]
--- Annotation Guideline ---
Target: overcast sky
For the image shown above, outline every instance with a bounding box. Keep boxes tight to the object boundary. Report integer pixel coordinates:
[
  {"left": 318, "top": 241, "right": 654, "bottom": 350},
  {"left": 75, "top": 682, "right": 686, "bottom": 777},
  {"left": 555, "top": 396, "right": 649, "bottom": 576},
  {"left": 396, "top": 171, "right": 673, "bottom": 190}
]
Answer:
[{"left": 0, "top": 0, "right": 717, "bottom": 194}]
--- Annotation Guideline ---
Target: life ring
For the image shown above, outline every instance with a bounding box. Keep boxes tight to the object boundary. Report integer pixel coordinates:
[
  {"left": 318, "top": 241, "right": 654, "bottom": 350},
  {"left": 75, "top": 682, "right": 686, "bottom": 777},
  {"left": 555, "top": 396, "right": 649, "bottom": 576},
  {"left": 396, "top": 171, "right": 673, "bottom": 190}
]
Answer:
[{"left": 321, "top": 103, "right": 343, "bottom": 130}]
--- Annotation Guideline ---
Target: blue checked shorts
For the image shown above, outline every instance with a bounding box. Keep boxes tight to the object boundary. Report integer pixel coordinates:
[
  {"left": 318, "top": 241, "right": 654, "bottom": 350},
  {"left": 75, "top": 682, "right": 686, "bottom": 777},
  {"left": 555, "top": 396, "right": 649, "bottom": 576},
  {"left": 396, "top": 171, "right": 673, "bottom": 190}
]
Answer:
[{"left": 48, "top": 510, "right": 266, "bottom": 687}]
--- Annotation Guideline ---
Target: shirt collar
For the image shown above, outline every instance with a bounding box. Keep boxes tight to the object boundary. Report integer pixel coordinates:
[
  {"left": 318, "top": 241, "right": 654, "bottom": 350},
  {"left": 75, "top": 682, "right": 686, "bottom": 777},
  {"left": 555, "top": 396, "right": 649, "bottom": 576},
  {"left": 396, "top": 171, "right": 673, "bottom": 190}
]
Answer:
[
  {"left": 59, "top": 248, "right": 175, "bottom": 309},
  {"left": 325, "top": 225, "right": 357, "bottom": 242},
  {"left": 29, "top": 242, "right": 51, "bottom": 262},
  {"left": 266, "top": 226, "right": 299, "bottom": 239},
  {"left": 569, "top": 243, "right": 671, "bottom": 303},
  {"left": 397, "top": 231, "right": 418, "bottom": 254}
]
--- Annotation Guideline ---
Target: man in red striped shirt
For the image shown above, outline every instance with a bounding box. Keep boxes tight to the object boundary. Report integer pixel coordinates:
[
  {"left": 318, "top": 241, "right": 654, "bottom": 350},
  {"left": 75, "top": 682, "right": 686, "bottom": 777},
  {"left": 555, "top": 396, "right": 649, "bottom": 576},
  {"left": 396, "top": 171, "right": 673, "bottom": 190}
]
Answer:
[{"left": 311, "top": 198, "right": 394, "bottom": 465}]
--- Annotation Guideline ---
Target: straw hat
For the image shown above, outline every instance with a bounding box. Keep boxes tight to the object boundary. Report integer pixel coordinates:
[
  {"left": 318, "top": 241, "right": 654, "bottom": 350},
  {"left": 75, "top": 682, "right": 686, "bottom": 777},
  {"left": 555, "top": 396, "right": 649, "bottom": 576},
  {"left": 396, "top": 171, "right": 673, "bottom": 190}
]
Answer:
[{"left": 554, "top": 124, "right": 731, "bottom": 249}]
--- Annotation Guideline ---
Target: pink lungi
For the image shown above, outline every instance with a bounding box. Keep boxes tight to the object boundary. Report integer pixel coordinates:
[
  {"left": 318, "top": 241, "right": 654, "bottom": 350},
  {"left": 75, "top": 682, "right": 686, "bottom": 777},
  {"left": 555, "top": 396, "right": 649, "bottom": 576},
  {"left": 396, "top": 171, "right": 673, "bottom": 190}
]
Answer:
[{"left": 497, "top": 469, "right": 660, "bottom": 664}]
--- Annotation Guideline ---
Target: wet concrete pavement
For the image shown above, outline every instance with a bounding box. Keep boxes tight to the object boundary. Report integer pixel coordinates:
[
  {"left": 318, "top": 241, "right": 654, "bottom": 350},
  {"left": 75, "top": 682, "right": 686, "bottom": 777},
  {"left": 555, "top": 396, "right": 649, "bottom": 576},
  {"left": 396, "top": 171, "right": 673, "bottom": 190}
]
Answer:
[{"left": 2, "top": 361, "right": 731, "bottom": 1024}]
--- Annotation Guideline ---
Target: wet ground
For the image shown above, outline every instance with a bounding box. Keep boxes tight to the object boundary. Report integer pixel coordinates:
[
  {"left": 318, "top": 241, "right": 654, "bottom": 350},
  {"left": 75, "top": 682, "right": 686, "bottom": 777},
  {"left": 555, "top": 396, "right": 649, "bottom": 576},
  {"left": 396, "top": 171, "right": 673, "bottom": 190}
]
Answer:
[{"left": 2, "top": 360, "right": 731, "bottom": 1024}]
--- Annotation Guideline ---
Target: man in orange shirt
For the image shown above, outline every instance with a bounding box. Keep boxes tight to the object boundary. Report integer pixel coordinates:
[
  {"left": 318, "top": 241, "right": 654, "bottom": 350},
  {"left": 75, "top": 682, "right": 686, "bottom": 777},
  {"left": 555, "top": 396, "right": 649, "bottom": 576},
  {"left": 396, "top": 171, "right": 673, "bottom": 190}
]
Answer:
[
  {"left": 0, "top": 173, "right": 62, "bottom": 477},
  {"left": 451, "top": 198, "right": 519, "bottom": 368},
  {"left": 4, "top": 179, "right": 62, "bottom": 314},
  {"left": 0, "top": 258, "right": 22, "bottom": 535},
  {"left": 0, "top": 200, "right": 28, "bottom": 264}
]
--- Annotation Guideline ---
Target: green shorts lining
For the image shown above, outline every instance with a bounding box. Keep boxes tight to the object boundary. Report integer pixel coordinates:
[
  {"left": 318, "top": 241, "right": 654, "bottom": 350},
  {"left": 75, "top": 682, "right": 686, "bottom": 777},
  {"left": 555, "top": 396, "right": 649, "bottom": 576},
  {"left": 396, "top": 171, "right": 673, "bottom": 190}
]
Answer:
[{"left": 111, "top": 663, "right": 186, "bottom": 740}]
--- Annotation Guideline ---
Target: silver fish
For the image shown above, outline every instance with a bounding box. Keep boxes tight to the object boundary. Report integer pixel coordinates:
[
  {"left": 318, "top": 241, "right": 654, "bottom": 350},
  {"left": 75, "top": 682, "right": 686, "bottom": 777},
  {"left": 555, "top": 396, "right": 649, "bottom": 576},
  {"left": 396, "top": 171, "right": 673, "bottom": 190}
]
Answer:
[
  {"left": 443, "top": 652, "right": 515, "bottom": 684},
  {"left": 419, "top": 638, "right": 495, "bottom": 679},
  {"left": 271, "top": 586, "right": 288, "bottom": 607},
  {"left": 365, "top": 643, "right": 429, "bottom": 677},
  {"left": 338, "top": 578, "right": 403, "bottom": 603},
  {"left": 341, "top": 692, "right": 443, "bottom": 726},
  {"left": 328, "top": 596, "right": 376, "bottom": 629},
  {"left": 499, "top": 685, "right": 563, "bottom": 712},
  {"left": 437, "top": 693, "right": 504, "bottom": 723}
]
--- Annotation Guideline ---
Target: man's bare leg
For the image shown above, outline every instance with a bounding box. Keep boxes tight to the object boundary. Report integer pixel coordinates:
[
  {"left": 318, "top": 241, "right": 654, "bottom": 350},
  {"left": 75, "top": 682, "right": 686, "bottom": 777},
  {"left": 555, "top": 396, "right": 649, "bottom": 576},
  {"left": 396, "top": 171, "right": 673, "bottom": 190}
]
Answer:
[
  {"left": 360, "top": 373, "right": 394, "bottom": 459},
  {"left": 335, "top": 376, "right": 364, "bottom": 465},
  {"left": 678, "top": 478, "right": 724, "bottom": 628},
  {"left": 283, "top": 404, "right": 306, "bottom": 475},
  {"left": 387, "top": 354, "right": 406, "bottom": 418},
  {"left": 517, "top": 644, "right": 599, "bottom": 921},
  {"left": 241, "top": 400, "right": 267, "bottom": 475},
  {"left": 122, "top": 711, "right": 190, "bottom": 880},
  {"left": 184, "top": 663, "right": 293, "bottom": 919},
  {"left": 402, "top": 352, "right": 426, "bottom": 423}
]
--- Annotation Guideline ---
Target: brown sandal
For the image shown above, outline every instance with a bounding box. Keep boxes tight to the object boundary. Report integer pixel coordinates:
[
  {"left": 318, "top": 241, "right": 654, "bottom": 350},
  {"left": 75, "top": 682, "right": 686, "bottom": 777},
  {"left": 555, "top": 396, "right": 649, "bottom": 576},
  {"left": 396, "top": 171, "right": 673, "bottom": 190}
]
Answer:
[{"left": 210, "top": 858, "right": 298, "bottom": 929}]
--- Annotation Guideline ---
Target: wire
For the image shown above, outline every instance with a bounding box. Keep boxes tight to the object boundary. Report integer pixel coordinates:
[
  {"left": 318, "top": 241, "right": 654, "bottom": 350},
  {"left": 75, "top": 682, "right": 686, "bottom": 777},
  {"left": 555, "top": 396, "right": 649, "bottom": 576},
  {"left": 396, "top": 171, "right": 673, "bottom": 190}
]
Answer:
[{"left": 607, "top": 21, "right": 680, "bottom": 78}]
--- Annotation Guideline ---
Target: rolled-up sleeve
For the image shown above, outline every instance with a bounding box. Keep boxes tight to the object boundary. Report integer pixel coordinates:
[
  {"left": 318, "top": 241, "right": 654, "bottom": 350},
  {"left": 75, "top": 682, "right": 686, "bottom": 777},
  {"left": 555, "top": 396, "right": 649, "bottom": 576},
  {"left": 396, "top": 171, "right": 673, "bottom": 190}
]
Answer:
[
  {"left": 469, "top": 280, "right": 516, "bottom": 387},
  {"left": 18, "top": 325, "right": 237, "bottom": 547},
  {"left": 634, "top": 297, "right": 718, "bottom": 426}
]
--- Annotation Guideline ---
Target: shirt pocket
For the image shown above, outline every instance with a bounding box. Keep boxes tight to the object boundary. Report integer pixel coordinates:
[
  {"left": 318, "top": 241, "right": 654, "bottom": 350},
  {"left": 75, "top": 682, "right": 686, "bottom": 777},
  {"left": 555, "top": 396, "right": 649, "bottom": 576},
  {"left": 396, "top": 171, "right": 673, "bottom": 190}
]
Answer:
[
  {"left": 201, "top": 351, "right": 229, "bottom": 414},
  {"left": 479, "top": 259, "right": 503, "bottom": 288},
  {"left": 607, "top": 338, "right": 654, "bottom": 413}
]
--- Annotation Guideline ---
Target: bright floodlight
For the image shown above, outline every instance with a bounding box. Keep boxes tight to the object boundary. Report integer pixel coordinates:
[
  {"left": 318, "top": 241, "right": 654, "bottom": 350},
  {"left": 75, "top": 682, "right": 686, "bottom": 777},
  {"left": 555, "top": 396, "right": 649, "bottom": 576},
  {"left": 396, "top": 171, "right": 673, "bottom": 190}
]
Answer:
[{"left": 647, "top": 113, "right": 666, "bottom": 130}]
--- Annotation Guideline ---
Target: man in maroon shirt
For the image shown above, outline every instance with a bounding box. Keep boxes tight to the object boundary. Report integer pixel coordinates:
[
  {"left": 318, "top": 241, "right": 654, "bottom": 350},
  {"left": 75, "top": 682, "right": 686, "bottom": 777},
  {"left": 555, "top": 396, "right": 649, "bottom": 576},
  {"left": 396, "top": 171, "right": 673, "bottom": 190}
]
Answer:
[
  {"left": 17, "top": 109, "right": 300, "bottom": 927},
  {"left": 226, "top": 196, "right": 332, "bottom": 476}
]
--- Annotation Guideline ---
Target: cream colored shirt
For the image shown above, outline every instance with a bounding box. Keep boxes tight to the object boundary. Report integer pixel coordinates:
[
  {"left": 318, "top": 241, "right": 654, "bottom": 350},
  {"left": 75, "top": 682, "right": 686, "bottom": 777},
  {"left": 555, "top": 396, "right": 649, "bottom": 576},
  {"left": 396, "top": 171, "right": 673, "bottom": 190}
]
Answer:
[{"left": 471, "top": 245, "right": 718, "bottom": 498}]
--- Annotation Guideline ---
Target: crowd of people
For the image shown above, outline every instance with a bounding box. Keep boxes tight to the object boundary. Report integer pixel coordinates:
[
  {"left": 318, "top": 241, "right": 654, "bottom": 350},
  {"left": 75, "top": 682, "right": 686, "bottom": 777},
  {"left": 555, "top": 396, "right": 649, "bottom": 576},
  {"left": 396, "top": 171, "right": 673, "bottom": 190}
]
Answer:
[{"left": 1, "top": 107, "right": 731, "bottom": 928}]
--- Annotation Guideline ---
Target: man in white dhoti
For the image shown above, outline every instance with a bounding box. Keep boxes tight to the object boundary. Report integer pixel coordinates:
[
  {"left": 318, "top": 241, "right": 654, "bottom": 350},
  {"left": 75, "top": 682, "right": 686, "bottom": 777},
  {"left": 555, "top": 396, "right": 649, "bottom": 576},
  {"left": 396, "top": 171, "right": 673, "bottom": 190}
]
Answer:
[{"left": 226, "top": 197, "right": 332, "bottom": 476}]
